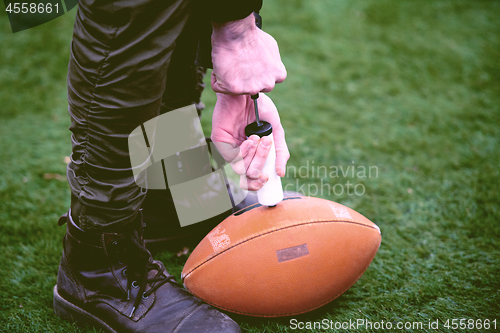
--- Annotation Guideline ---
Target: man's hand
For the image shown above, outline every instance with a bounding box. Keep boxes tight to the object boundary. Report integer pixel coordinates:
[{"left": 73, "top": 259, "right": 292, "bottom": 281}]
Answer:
[
  {"left": 211, "top": 93, "right": 289, "bottom": 191},
  {"left": 211, "top": 13, "right": 287, "bottom": 95}
]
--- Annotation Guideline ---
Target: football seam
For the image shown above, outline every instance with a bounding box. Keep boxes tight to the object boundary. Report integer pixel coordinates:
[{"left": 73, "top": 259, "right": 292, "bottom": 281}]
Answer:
[
  {"left": 183, "top": 219, "right": 379, "bottom": 279},
  {"left": 184, "top": 238, "right": 380, "bottom": 317}
]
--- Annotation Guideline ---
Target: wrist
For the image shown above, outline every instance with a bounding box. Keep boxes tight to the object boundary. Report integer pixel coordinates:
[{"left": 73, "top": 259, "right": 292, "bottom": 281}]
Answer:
[{"left": 212, "top": 13, "right": 257, "bottom": 43}]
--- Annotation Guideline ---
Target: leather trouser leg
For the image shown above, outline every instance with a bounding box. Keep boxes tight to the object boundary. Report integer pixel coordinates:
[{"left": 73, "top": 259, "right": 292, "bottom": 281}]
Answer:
[{"left": 67, "top": 0, "right": 194, "bottom": 232}]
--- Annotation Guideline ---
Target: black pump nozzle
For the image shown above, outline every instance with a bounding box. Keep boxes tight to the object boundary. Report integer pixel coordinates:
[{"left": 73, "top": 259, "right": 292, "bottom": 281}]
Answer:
[
  {"left": 246, "top": 93, "right": 272, "bottom": 138},
  {"left": 250, "top": 94, "right": 261, "bottom": 127}
]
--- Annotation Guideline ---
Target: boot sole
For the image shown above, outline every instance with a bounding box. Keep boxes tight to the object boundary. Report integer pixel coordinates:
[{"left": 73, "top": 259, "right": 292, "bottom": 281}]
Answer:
[{"left": 53, "top": 285, "right": 117, "bottom": 333}]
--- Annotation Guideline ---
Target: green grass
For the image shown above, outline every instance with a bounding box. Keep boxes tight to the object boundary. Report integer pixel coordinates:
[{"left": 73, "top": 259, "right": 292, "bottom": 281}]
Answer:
[{"left": 1, "top": 0, "right": 499, "bottom": 332}]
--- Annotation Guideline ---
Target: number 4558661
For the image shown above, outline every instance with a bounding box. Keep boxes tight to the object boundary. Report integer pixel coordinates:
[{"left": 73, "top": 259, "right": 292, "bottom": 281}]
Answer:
[
  {"left": 444, "top": 319, "right": 496, "bottom": 330},
  {"left": 6, "top": 2, "right": 59, "bottom": 14}
]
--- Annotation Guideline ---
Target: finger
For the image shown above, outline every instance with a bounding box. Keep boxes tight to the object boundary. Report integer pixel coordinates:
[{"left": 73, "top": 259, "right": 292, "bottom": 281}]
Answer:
[
  {"left": 240, "top": 174, "right": 269, "bottom": 191},
  {"left": 212, "top": 71, "right": 251, "bottom": 95},
  {"left": 229, "top": 139, "right": 256, "bottom": 175},
  {"left": 259, "top": 78, "right": 276, "bottom": 93},
  {"left": 266, "top": 32, "right": 287, "bottom": 84},
  {"left": 255, "top": 93, "right": 288, "bottom": 177},
  {"left": 272, "top": 125, "right": 289, "bottom": 177},
  {"left": 275, "top": 145, "right": 290, "bottom": 177},
  {"left": 240, "top": 135, "right": 259, "bottom": 172},
  {"left": 245, "top": 136, "right": 273, "bottom": 179},
  {"left": 275, "top": 63, "right": 287, "bottom": 83}
]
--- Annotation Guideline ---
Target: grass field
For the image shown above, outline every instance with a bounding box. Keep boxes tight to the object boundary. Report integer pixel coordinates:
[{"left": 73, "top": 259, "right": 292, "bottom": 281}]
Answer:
[{"left": 1, "top": 0, "right": 499, "bottom": 332}]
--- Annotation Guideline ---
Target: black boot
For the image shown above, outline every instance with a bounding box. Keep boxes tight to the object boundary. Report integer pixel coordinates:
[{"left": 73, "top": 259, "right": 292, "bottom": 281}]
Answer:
[{"left": 53, "top": 211, "right": 240, "bottom": 333}]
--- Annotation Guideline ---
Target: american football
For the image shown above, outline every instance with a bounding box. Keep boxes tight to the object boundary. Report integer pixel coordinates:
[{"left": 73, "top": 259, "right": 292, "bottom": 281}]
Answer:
[{"left": 181, "top": 196, "right": 381, "bottom": 317}]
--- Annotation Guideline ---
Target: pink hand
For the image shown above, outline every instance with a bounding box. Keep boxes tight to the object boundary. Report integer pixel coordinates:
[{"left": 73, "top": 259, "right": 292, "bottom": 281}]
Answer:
[
  {"left": 211, "top": 13, "right": 287, "bottom": 95},
  {"left": 211, "top": 94, "right": 289, "bottom": 191}
]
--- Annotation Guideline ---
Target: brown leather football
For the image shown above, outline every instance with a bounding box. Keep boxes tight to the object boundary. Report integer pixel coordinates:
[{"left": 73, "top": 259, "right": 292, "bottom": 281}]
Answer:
[{"left": 181, "top": 196, "right": 381, "bottom": 317}]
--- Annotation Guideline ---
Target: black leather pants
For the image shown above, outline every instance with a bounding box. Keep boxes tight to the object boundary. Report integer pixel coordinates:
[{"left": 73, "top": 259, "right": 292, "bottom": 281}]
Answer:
[{"left": 66, "top": 0, "right": 206, "bottom": 232}]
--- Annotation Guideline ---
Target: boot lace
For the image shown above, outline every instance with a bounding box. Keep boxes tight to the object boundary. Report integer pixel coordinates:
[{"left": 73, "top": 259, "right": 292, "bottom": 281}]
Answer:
[{"left": 113, "top": 228, "right": 182, "bottom": 318}]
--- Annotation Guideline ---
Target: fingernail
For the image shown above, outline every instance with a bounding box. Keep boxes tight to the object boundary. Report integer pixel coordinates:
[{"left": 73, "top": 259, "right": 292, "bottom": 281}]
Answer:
[
  {"left": 250, "top": 135, "right": 259, "bottom": 143},
  {"left": 259, "top": 175, "right": 269, "bottom": 184},
  {"left": 261, "top": 138, "right": 272, "bottom": 148},
  {"left": 244, "top": 143, "right": 253, "bottom": 152}
]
